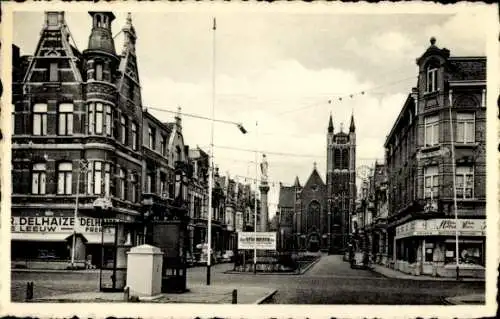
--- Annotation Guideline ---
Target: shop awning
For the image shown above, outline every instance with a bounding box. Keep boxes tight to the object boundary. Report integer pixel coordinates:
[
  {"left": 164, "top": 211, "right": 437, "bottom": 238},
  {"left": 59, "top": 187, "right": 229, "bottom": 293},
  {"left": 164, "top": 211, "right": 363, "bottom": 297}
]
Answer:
[
  {"left": 11, "top": 233, "right": 71, "bottom": 242},
  {"left": 82, "top": 233, "right": 115, "bottom": 244}
]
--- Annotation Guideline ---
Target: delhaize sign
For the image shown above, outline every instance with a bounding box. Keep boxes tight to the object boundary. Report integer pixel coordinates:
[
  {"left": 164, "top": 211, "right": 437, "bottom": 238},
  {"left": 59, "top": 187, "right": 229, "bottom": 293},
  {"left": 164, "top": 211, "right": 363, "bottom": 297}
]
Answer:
[
  {"left": 238, "top": 232, "right": 276, "bottom": 250},
  {"left": 11, "top": 216, "right": 110, "bottom": 234}
]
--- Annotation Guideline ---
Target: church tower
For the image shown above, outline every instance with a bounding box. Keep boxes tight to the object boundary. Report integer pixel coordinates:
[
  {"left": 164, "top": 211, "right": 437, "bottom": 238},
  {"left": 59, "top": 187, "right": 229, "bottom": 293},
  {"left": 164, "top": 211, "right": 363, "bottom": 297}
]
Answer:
[{"left": 326, "top": 113, "right": 356, "bottom": 253}]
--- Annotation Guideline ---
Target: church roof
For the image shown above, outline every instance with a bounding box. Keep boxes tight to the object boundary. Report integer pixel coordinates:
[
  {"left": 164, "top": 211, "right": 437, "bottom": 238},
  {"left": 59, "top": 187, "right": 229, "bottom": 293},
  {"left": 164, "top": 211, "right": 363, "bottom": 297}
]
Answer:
[
  {"left": 278, "top": 186, "right": 295, "bottom": 208},
  {"left": 303, "top": 165, "right": 325, "bottom": 190}
]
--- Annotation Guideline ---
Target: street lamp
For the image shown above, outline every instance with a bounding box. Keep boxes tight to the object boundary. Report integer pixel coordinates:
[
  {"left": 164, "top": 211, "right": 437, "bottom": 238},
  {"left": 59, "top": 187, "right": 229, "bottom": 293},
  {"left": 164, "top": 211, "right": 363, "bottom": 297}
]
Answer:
[
  {"left": 71, "top": 159, "right": 89, "bottom": 267},
  {"left": 206, "top": 17, "right": 248, "bottom": 285},
  {"left": 448, "top": 89, "right": 460, "bottom": 280}
]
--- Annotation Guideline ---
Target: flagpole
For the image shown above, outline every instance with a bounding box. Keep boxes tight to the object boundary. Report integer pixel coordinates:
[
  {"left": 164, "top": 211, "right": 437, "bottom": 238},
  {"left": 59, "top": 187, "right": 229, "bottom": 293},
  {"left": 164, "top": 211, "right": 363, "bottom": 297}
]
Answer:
[
  {"left": 206, "top": 17, "right": 216, "bottom": 286},
  {"left": 254, "top": 121, "right": 258, "bottom": 275}
]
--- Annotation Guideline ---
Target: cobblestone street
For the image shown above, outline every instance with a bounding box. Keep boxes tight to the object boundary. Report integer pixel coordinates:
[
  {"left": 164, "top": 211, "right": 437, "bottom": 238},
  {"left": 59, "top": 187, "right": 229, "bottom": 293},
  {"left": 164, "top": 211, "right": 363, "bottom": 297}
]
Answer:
[{"left": 11, "top": 255, "right": 484, "bottom": 304}]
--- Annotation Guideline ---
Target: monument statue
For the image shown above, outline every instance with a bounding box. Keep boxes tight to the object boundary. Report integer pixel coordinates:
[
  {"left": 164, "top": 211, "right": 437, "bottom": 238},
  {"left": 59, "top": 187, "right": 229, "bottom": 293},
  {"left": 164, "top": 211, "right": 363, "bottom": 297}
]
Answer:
[{"left": 260, "top": 154, "right": 269, "bottom": 183}]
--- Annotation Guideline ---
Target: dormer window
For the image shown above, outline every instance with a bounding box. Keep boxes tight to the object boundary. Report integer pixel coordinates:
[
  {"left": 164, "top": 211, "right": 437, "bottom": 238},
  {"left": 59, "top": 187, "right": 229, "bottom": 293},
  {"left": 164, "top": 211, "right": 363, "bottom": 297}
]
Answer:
[
  {"left": 426, "top": 62, "right": 439, "bottom": 93},
  {"left": 49, "top": 62, "right": 58, "bottom": 82}
]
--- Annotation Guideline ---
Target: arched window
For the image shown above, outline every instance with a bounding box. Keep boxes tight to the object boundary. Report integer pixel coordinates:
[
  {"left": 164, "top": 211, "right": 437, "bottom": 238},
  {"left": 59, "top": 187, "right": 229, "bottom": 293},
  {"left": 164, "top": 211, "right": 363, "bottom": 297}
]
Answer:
[
  {"left": 308, "top": 201, "right": 321, "bottom": 231},
  {"left": 342, "top": 149, "right": 349, "bottom": 169},
  {"left": 96, "top": 15, "right": 102, "bottom": 28}
]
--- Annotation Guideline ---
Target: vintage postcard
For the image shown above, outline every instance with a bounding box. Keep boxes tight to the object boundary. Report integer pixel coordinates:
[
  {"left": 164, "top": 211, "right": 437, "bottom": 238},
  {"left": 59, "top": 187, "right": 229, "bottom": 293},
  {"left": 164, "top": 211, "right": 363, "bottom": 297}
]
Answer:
[{"left": 0, "top": 1, "right": 498, "bottom": 318}]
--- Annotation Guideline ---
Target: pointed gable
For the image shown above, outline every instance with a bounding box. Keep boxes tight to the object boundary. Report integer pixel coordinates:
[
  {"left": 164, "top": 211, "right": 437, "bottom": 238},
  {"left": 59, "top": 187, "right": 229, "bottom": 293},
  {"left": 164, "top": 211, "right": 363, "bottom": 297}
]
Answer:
[
  {"left": 24, "top": 11, "right": 82, "bottom": 83},
  {"left": 117, "top": 13, "right": 142, "bottom": 110},
  {"left": 303, "top": 167, "right": 325, "bottom": 190}
]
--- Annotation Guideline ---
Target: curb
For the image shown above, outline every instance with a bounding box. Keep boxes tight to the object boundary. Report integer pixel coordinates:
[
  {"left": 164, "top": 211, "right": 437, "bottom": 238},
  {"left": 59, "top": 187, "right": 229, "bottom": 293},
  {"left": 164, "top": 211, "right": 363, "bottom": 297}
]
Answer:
[
  {"left": 369, "top": 267, "right": 485, "bottom": 283},
  {"left": 255, "top": 289, "right": 278, "bottom": 304},
  {"left": 297, "top": 257, "right": 321, "bottom": 275},
  {"left": 12, "top": 269, "right": 100, "bottom": 274},
  {"left": 223, "top": 257, "right": 322, "bottom": 276}
]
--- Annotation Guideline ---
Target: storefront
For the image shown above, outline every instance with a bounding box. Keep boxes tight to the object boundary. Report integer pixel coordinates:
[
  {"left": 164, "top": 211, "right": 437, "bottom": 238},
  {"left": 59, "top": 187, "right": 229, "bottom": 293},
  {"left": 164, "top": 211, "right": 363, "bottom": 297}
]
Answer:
[
  {"left": 11, "top": 215, "right": 115, "bottom": 269},
  {"left": 394, "top": 218, "right": 486, "bottom": 278}
]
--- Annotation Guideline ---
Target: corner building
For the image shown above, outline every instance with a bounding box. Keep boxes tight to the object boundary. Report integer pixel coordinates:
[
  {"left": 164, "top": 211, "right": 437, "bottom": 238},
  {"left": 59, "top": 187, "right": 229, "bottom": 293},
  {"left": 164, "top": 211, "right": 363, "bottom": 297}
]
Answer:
[
  {"left": 11, "top": 12, "right": 144, "bottom": 275},
  {"left": 385, "top": 38, "right": 486, "bottom": 278}
]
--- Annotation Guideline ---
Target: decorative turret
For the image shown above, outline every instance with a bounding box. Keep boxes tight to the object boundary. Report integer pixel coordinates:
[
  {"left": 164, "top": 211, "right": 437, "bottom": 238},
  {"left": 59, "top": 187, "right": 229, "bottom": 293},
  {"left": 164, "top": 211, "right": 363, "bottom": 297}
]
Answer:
[
  {"left": 87, "top": 12, "right": 116, "bottom": 54},
  {"left": 328, "top": 113, "right": 334, "bottom": 133},
  {"left": 294, "top": 176, "right": 301, "bottom": 188},
  {"left": 175, "top": 106, "right": 182, "bottom": 133},
  {"left": 349, "top": 113, "right": 355, "bottom": 133},
  {"left": 121, "top": 13, "right": 137, "bottom": 55}
]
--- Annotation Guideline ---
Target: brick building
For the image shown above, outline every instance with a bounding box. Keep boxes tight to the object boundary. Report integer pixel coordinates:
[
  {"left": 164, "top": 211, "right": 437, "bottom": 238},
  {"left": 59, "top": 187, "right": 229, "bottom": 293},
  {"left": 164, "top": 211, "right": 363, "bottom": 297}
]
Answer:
[
  {"left": 10, "top": 11, "right": 237, "bottom": 271},
  {"left": 385, "top": 38, "right": 486, "bottom": 278},
  {"left": 11, "top": 12, "right": 144, "bottom": 279}
]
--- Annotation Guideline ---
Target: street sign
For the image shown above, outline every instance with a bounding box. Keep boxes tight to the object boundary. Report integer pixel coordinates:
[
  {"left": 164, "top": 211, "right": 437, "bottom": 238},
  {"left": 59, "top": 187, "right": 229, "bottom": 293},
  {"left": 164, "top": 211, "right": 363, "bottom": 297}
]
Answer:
[{"left": 238, "top": 232, "right": 277, "bottom": 250}]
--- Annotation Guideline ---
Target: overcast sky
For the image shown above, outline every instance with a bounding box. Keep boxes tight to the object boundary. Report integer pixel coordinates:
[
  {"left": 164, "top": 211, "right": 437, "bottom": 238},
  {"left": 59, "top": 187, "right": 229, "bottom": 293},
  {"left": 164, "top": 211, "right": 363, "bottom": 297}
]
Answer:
[{"left": 13, "top": 8, "right": 488, "bottom": 215}]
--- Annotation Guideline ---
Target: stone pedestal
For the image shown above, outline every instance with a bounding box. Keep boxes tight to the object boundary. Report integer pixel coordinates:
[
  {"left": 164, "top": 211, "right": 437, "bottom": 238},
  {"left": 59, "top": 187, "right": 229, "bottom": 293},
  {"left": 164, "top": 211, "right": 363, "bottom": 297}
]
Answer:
[
  {"left": 259, "top": 182, "right": 270, "bottom": 232},
  {"left": 126, "top": 244, "right": 163, "bottom": 297}
]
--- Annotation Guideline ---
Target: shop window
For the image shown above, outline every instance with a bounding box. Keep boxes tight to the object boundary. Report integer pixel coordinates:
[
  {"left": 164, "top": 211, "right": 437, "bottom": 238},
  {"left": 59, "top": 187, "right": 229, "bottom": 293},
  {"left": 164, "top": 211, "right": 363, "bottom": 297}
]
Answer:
[
  {"left": 424, "top": 115, "right": 439, "bottom": 146},
  {"left": 32, "top": 163, "right": 47, "bottom": 194},
  {"left": 456, "top": 166, "right": 474, "bottom": 199},
  {"left": 57, "top": 162, "right": 73, "bottom": 195},
  {"left": 33, "top": 103, "right": 48, "bottom": 136},
  {"left": 424, "top": 166, "right": 439, "bottom": 199},
  {"left": 424, "top": 242, "right": 434, "bottom": 262},
  {"left": 58, "top": 103, "right": 74, "bottom": 136},
  {"left": 456, "top": 113, "right": 475, "bottom": 144},
  {"left": 445, "top": 241, "right": 484, "bottom": 266}
]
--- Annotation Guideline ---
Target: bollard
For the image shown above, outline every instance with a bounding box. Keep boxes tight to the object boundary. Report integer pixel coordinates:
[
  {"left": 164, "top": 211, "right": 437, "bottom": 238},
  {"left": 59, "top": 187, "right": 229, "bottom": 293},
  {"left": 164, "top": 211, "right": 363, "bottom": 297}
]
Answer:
[
  {"left": 231, "top": 289, "right": 237, "bottom": 304},
  {"left": 123, "top": 286, "right": 130, "bottom": 302},
  {"left": 25, "top": 281, "right": 34, "bottom": 301}
]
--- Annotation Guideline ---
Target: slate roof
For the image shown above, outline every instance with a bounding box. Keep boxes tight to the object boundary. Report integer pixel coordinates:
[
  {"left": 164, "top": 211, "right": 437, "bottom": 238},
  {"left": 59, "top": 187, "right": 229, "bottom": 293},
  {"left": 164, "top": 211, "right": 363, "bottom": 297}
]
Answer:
[
  {"left": 303, "top": 168, "right": 325, "bottom": 190},
  {"left": 448, "top": 57, "right": 486, "bottom": 82},
  {"left": 278, "top": 186, "right": 295, "bottom": 208}
]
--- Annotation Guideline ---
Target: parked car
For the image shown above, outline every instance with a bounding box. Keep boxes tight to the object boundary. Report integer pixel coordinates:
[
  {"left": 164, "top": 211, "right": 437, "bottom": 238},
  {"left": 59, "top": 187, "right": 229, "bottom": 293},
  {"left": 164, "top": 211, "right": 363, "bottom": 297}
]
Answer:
[{"left": 221, "top": 250, "right": 234, "bottom": 263}]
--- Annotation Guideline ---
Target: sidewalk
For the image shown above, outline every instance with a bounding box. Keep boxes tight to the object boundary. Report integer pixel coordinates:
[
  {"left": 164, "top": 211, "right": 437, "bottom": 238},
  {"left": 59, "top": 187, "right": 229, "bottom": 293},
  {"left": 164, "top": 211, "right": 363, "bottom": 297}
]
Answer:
[
  {"left": 33, "top": 284, "right": 277, "bottom": 304},
  {"left": 443, "top": 294, "right": 485, "bottom": 305},
  {"left": 370, "top": 264, "right": 485, "bottom": 282}
]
